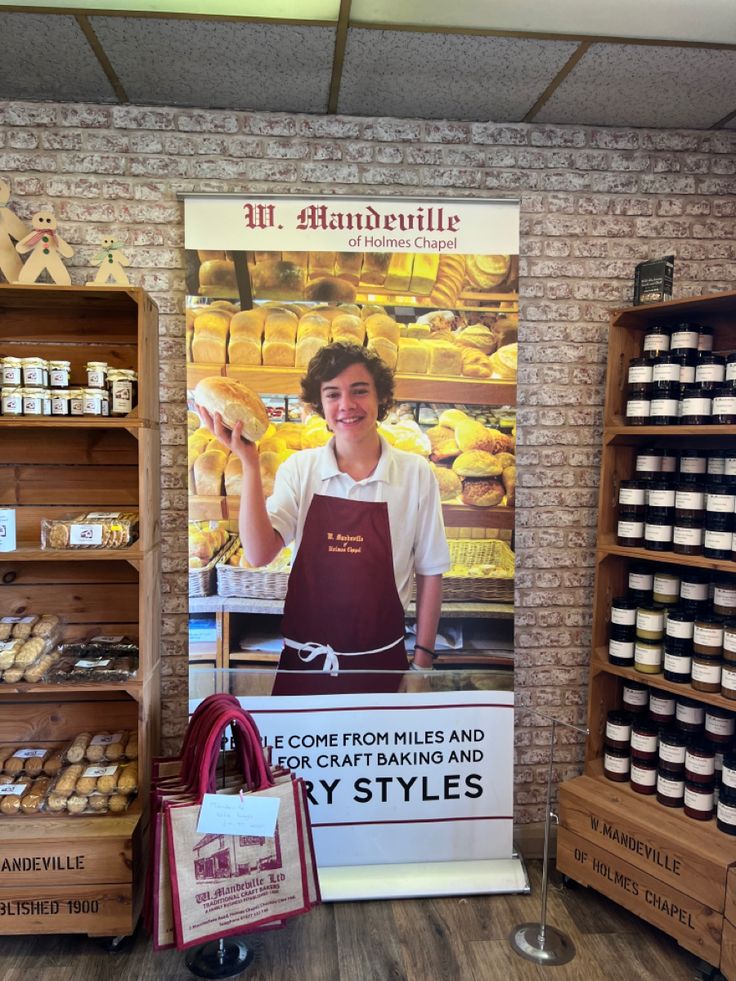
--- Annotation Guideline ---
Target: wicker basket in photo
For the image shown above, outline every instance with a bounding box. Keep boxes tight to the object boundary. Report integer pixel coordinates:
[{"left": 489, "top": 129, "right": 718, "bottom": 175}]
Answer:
[
  {"left": 217, "top": 563, "right": 290, "bottom": 600},
  {"left": 441, "top": 538, "right": 515, "bottom": 603},
  {"left": 189, "top": 535, "right": 238, "bottom": 598}
]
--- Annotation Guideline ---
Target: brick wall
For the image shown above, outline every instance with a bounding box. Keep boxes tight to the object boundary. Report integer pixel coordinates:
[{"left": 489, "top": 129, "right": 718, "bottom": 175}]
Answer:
[{"left": 2, "top": 100, "right": 735, "bottom": 824}]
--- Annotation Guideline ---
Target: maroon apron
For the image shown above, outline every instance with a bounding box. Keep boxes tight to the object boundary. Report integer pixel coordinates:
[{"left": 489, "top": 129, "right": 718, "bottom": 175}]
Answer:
[{"left": 271, "top": 493, "right": 407, "bottom": 695}]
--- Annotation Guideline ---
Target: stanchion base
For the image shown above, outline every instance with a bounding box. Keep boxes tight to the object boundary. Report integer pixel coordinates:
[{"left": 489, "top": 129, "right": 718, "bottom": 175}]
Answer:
[
  {"left": 509, "top": 923, "right": 576, "bottom": 966},
  {"left": 185, "top": 938, "right": 254, "bottom": 979}
]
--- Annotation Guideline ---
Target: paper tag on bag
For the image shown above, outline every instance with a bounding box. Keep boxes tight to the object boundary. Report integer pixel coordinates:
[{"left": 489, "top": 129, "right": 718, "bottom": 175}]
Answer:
[
  {"left": 196, "top": 792, "right": 280, "bottom": 837},
  {"left": 12, "top": 748, "right": 47, "bottom": 759},
  {"left": 0, "top": 510, "right": 16, "bottom": 552},
  {"left": 0, "top": 784, "right": 27, "bottom": 795}
]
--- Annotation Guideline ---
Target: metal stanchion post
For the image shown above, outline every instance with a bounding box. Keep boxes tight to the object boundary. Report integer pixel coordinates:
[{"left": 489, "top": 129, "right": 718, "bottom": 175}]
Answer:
[
  {"left": 510, "top": 714, "right": 589, "bottom": 967},
  {"left": 186, "top": 725, "right": 255, "bottom": 980}
]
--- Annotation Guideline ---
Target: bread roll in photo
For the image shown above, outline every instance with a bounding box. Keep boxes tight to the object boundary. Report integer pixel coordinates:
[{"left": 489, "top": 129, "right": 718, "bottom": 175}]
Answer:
[{"left": 194, "top": 377, "right": 269, "bottom": 442}]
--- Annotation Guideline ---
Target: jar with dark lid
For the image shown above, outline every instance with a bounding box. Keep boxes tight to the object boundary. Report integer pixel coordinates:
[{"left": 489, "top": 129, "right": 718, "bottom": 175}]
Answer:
[
  {"left": 713, "top": 576, "right": 736, "bottom": 617},
  {"left": 704, "top": 706, "right": 735, "bottom": 744},
  {"left": 647, "top": 481, "right": 675, "bottom": 515},
  {"left": 628, "top": 563, "right": 653, "bottom": 603},
  {"left": 626, "top": 398, "right": 651, "bottom": 426},
  {"left": 658, "top": 727, "right": 688, "bottom": 769},
  {"left": 609, "top": 637, "right": 635, "bottom": 666},
  {"left": 717, "top": 787, "right": 736, "bottom": 834},
  {"left": 675, "top": 696, "right": 704, "bottom": 732},
  {"left": 685, "top": 742, "right": 716, "bottom": 784},
  {"left": 712, "top": 385, "right": 736, "bottom": 424},
  {"left": 630, "top": 719, "right": 659, "bottom": 762},
  {"left": 722, "top": 754, "right": 736, "bottom": 792},
  {"left": 691, "top": 653, "right": 722, "bottom": 693},
  {"left": 727, "top": 353, "right": 736, "bottom": 384},
  {"left": 661, "top": 449, "right": 678, "bottom": 474},
  {"left": 663, "top": 649, "right": 692, "bottom": 684},
  {"left": 680, "top": 358, "right": 696, "bottom": 385},
  {"left": 674, "top": 483, "right": 705, "bottom": 517},
  {"left": 706, "top": 485, "right": 736, "bottom": 522},
  {"left": 605, "top": 710, "right": 632, "bottom": 750},
  {"left": 650, "top": 689, "right": 676, "bottom": 724},
  {"left": 617, "top": 518, "right": 644, "bottom": 548},
  {"left": 679, "top": 569, "right": 710, "bottom": 608},
  {"left": 665, "top": 606, "right": 694, "bottom": 639},
  {"left": 643, "top": 325, "right": 670, "bottom": 359},
  {"left": 672, "top": 517, "right": 704, "bottom": 556},
  {"left": 622, "top": 679, "right": 649, "bottom": 714},
  {"left": 722, "top": 663, "right": 736, "bottom": 699},
  {"left": 713, "top": 744, "right": 724, "bottom": 785},
  {"left": 725, "top": 455, "right": 736, "bottom": 486},
  {"left": 724, "top": 622, "right": 736, "bottom": 663},
  {"left": 697, "top": 324, "right": 714, "bottom": 353},
  {"left": 670, "top": 324, "right": 699, "bottom": 356},
  {"left": 611, "top": 597, "right": 638, "bottom": 628},
  {"left": 693, "top": 617, "right": 724, "bottom": 657},
  {"left": 684, "top": 781, "right": 715, "bottom": 820},
  {"left": 636, "top": 607, "right": 664, "bottom": 640},
  {"left": 679, "top": 450, "right": 707, "bottom": 480},
  {"left": 649, "top": 391, "right": 679, "bottom": 425},
  {"left": 631, "top": 759, "right": 658, "bottom": 795},
  {"left": 635, "top": 640, "right": 663, "bottom": 675},
  {"left": 618, "top": 480, "right": 646, "bottom": 514},
  {"left": 603, "top": 746, "right": 631, "bottom": 782},
  {"left": 696, "top": 352, "right": 726, "bottom": 389},
  {"left": 707, "top": 450, "right": 726, "bottom": 482},
  {"left": 628, "top": 357, "right": 653, "bottom": 385},
  {"left": 635, "top": 449, "right": 663, "bottom": 480},
  {"left": 650, "top": 570, "right": 677, "bottom": 603},
  {"left": 657, "top": 769, "right": 685, "bottom": 807},
  {"left": 679, "top": 384, "right": 712, "bottom": 425},
  {"left": 704, "top": 526, "right": 732, "bottom": 559},
  {"left": 644, "top": 516, "right": 673, "bottom": 551},
  {"left": 652, "top": 355, "right": 682, "bottom": 385}
]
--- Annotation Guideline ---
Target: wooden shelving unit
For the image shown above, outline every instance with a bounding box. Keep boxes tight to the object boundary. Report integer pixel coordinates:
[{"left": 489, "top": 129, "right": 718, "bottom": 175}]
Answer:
[
  {"left": 557, "top": 290, "right": 736, "bottom": 975},
  {"left": 0, "top": 284, "right": 160, "bottom": 939}
]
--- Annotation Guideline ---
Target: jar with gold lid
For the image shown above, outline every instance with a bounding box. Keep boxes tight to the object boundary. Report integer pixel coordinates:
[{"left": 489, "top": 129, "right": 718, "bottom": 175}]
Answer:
[
  {"left": 22, "top": 356, "right": 48, "bottom": 387},
  {"left": 1, "top": 356, "right": 22, "bottom": 386},
  {"left": 1, "top": 386, "right": 23, "bottom": 416}
]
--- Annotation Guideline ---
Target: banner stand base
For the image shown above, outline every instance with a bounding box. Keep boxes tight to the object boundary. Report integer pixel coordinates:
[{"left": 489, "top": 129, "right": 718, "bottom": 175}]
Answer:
[
  {"left": 185, "top": 937, "right": 254, "bottom": 979},
  {"left": 318, "top": 856, "right": 529, "bottom": 902}
]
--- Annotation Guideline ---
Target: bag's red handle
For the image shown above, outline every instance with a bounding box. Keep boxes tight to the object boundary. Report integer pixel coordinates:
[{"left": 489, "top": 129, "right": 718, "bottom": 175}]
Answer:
[{"left": 198, "top": 710, "right": 274, "bottom": 799}]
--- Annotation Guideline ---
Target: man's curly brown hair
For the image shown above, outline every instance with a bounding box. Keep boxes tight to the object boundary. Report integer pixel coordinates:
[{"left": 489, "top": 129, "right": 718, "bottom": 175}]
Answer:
[{"left": 300, "top": 341, "right": 395, "bottom": 422}]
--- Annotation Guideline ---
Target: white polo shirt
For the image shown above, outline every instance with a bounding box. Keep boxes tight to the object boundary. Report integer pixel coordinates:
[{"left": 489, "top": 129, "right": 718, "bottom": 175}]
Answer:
[{"left": 266, "top": 436, "right": 451, "bottom": 609}]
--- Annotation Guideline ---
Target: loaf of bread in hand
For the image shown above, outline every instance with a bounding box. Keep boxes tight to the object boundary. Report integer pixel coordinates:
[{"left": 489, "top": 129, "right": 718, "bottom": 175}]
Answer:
[{"left": 193, "top": 377, "right": 269, "bottom": 442}]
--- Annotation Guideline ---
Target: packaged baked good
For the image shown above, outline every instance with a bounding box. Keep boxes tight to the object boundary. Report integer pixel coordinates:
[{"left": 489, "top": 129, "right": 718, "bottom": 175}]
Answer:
[
  {"left": 66, "top": 733, "right": 92, "bottom": 764},
  {"left": 0, "top": 776, "right": 32, "bottom": 814},
  {"left": 53, "top": 763, "right": 84, "bottom": 797},
  {"left": 0, "top": 639, "right": 23, "bottom": 671},
  {"left": 41, "top": 512, "right": 139, "bottom": 550},
  {"left": 11, "top": 616, "right": 39, "bottom": 639},
  {"left": 20, "top": 776, "right": 51, "bottom": 813}
]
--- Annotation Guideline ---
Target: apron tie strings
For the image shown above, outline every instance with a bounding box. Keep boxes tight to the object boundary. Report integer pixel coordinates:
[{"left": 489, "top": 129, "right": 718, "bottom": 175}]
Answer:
[{"left": 282, "top": 636, "right": 405, "bottom": 678}]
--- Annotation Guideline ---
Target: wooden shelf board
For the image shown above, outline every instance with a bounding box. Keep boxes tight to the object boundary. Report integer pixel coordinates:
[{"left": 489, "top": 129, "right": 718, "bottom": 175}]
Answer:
[
  {"left": 591, "top": 646, "right": 736, "bottom": 711},
  {"left": 8, "top": 546, "right": 148, "bottom": 562},
  {"left": 598, "top": 537, "right": 736, "bottom": 573},
  {"left": 0, "top": 417, "right": 149, "bottom": 430},
  {"left": 611, "top": 291, "right": 736, "bottom": 328},
  {"left": 605, "top": 422, "right": 736, "bottom": 441},
  {"left": 5, "top": 796, "right": 142, "bottom": 833},
  {"left": 0, "top": 679, "right": 144, "bottom": 698}
]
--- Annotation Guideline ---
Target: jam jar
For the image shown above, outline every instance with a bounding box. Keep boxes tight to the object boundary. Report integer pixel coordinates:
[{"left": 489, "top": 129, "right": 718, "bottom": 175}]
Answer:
[
  {"left": 704, "top": 706, "right": 735, "bottom": 744},
  {"left": 672, "top": 518, "right": 704, "bottom": 556},
  {"left": 658, "top": 727, "right": 688, "bottom": 771},
  {"left": 644, "top": 516, "right": 673, "bottom": 552},
  {"left": 693, "top": 617, "right": 724, "bottom": 657},
  {"left": 631, "top": 759, "right": 658, "bottom": 795},
  {"left": 717, "top": 786, "right": 736, "bottom": 835},
  {"left": 630, "top": 719, "right": 659, "bottom": 762},
  {"left": 697, "top": 324, "right": 714, "bottom": 353},
  {"left": 635, "top": 640, "right": 663, "bottom": 674},
  {"left": 22, "top": 357, "right": 48, "bottom": 386},
  {"left": 704, "top": 525, "right": 733, "bottom": 560},
  {"left": 675, "top": 696, "right": 705, "bottom": 733},
  {"left": 684, "top": 781, "right": 715, "bottom": 820},
  {"left": 685, "top": 742, "right": 716, "bottom": 784},
  {"left": 706, "top": 486, "right": 736, "bottom": 526},
  {"left": 618, "top": 480, "right": 646, "bottom": 518},
  {"left": 679, "top": 384, "right": 711, "bottom": 424},
  {"left": 48, "top": 360, "right": 71, "bottom": 389},
  {"left": 657, "top": 769, "right": 685, "bottom": 807},
  {"left": 1, "top": 386, "right": 23, "bottom": 416},
  {"left": 643, "top": 324, "right": 670, "bottom": 359},
  {"left": 108, "top": 369, "right": 138, "bottom": 416},
  {"left": 722, "top": 663, "right": 736, "bottom": 700},
  {"left": 621, "top": 679, "right": 649, "bottom": 715},
  {"left": 679, "top": 450, "right": 707, "bottom": 481},
  {"left": 696, "top": 352, "right": 726, "bottom": 389},
  {"left": 617, "top": 518, "right": 644, "bottom": 547},
  {"left": 707, "top": 450, "right": 726, "bottom": 482},
  {"left": 663, "top": 647, "right": 692, "bottom": 684},
  {"left": 86, "top": 361, "right": 108, "bottom": 389},
  {"left": 652, "top": 570, "right": 679, "bottom": 606},
  {"left": 635, "top": 448, "right": 664, "bottom": 480},
  {"left": 1, "top": 356, "right": 22, "bottom": 386},
  {"left": 712, "top": 385, "right": 736, "bottom": 424},
  {"left": 723, "top": 622, "right": 736, "bottom": 663},
  {"left": 50, "top": 390, "right": 70, "bottom": 416},
  {"left": 603, "top": 746, "right": 631, "bottom": 782},
  {"left": 628, "top": 563, "right": 654, "bottom": 605},
  {"left": 661, "top": 449, "right": 678, "bottom": 475},
  {"left": 691, "top": 653, "right": 722, "bottom": 693},
  {"left": 605, "top": 710, "right": 632, "bottom": 750},
  {"left": 649, "top": 689, "right": 676, "bottom": 725},
  {"left": 652, "top": 354, "right": 682, "bottom": 385},
  {"left": 723, "top": 753, "right": 736, "bottom": 793},
  {"left": 628, "top": 357, "right": 653, "bottom": 386},
  {"left": 626, "top": 395, "right": 650, "bottom": 426},
  {"left": 649, "top": 386, "right": 679, "bottom": 425},
  {"left": 670, "top": 323, "right": 699, "bottom": 357},
  {"left": 647, "top": 481, "right": 675, "bottom": 515},
  {"left": 637, "top": 607, "right": 664, "bottom": 641},
  {"left": 727, "top": 353, "right": 736, "bottom": 384},
  {"left": 679, "top": 568, "right": 710, "bottom": 609},
  {"left": 713, "top": 576, "right": 736, "bottom": 617}
]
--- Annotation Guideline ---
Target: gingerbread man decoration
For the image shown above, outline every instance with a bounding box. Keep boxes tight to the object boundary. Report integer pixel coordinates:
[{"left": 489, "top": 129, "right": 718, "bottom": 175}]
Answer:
[
  {"left": 87, "top": 235, "right": 131, "bottom": 286},
  {"left": 0, "top": 178, "right": 29, "bottom": 283},
  {"left": 15, "top": 210, "right": 74, "bottom": 285}
]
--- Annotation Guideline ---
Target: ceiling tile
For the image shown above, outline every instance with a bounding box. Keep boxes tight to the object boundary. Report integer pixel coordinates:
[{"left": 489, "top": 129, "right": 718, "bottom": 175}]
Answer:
[
  {"left": 89, "top": 17, "right": 335, "bottom": 112},
  {"left": 0, "top": 13, "right": 117, "bottom": 103},
  {"left": 337, "top": 29, "right": 577, "bottom": 120},
  {"left": 536, "top": 43, "right": 736, "bottom": 128}
]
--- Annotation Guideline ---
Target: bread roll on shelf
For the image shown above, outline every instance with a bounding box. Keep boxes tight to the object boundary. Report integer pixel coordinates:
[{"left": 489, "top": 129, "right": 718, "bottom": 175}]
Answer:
[
  {"left": 297, "top": 314, "right": 330, "bottom": 341},
  {"left": 452, "top": 450, "right": 504, "bottom": 478},
  {"left": 305, "top": 276, "right": 357, "bottom": 304},
  {"left": 461, "top": 477, "right": 506, "bottom": 508},
  {"left": 296, "top": 335, "right": 327, "bottom": 368},
  {"left": 224, "top": 455, "right": 242, "bottom": 497},
  {"left": 264, "top": 310, "right": 298, "bottom": 343},
  {"left": 330, "top": 314, "right": 365, "bottom": 344},
  {"left": 262, "top": 339, "right": 295, "bottom": 367},
  {"left": 396, "top": 338, "right": 429, "bottom": 374},
  {"left": 228, "top": 335, "right": 262, "bottom": 365},
  {"left": 229, "top": 309, "right": 265, "bottom": 341},
  {"left": 367, "top": 337, "right": 398, "bottom": 369},
  {"left": 194, "top": 448, "right": 228, "bottom": 497},
  {"left": 427, "top": 342, "right": 462, "bottom": 377}
]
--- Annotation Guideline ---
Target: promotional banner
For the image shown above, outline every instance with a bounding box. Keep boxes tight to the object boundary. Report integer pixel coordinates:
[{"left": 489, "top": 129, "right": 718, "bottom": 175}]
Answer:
[{"left": 184, "top": 194, "right": 520, "bottom": 896}]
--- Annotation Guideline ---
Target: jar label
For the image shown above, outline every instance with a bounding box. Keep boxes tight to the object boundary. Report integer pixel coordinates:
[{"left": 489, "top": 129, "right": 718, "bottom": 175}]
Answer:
[
  {"left": 629, "top": 365, "right": 653, "bottom": 383},
  {"left": 664, "top": 652, "right": 691, "bottom": 673},
  {"left": 604, "top": 753, "right": 630, "bottom": 774},
  {"left": 87, "top": 368, "right": 106, "bottom": 387},
  {"left": 666, "top": 615, "right": 694, "bottom": 639},
  {"left": 111, "top": 380, "right": 133, "bottom": 414},
  {"left": 671, "top": 330, "right": 698, "bottom": 348},
  {"left": 653, "top": 574, "right": 678, "bottom": 596},
  {"left": 611, "top": 607, "right": 637, "bottom": 626},
  {"left": 644, "top": 335, "right": 670, "bottom": 351},
  {"left": 636, "top": 455, "right": 662, "bottom": 472},
  {"left": 70, "top": 397, "right": 84, "bottom": 414},
  {"left": 649, "top": 488, "right": 675, "bottom": 508},
  {"left": 709, "top": 457, "right": 726, "bottom": 474},
  {"left": 714, "top": 586, "right": 736, "bottom": 606},
  {"left": 51, "top": 396, "right": 68, "bottom": 415},
  {"left": 676, "top": 704, "right": 704, "bottom": 724},
  {"left": 618, "top": 520, "right": 644, "bottom": 538},
  {"left": 609, "top": 639, "right": 634, "bottom": 659},
  {"left": 653, "top": 364, "right": 681, "bottom": 382},
  {"left": 727, "top": 364, "right": 736, "bottom": 382},
  {"left": 696, "top": 364, "right": 726, "bottom": 382},
  {"left": 714, "top": 396, "right": 736, "bottom": 415},
  {"left": 637, "top": 610, "right": 664, "bottom": 631},
  {"left": 620, "top": 486, "right": 646, "bottom": 506},
  {"left": 23, "top": 396, "right": 43, "bottom": 415},
  {"left": 691, "top": 660, "right": 722, "bottom": 684},
  {"left": 724, "top": 634, "right": 736, "bottom": 655},
  {"left": 684, "top": 786, "right": 714, "bottom": 810},
  {"left": 722, "top": 765, "right": 736, "bottom": 789},
  {"left": 657, "top": 774, "right": 684, "bottom": 796},
  {"left": 650, "top": 694, "right": 675, "bottom": 714},
  {"left": 660, "top": 742, "right": 686, "bottom": 764},
  {"left": 623, "top": 687, "right": 648, "bottom": 706},
  {"left": 631, "top": 764, "right": 657, "bottom": 786},
  {"left": 673, "top": 525, "right": 703, "bottom": 546},
  {"left": 725, "top": 457, "right": 736, "bottom": 476},
  {"left": 661, "top": 456, "right": 678, "bottom": 472},
  {"left": 49, "top": 368, "right": 69, "bottom": 387},
  {"left": 705, "top": 529, "right": 732, "bottom": 549},
  {"left": 24, "top": 367, "right": 45, "bottom": 385},
  {"left": 606, "top": 721, "right": 631, "bottom": 742},
  {"left": 685, "top": 752, "right": 716, "bottom": 776},
  {"left": 682, "top": 397, "right": 712, "bottom": 416},
  {"left": 1, "top": 393, "right": 22, "bottom": 414},
  {"left": 707, "top": 493, "right": 736, "bottom": 514},
  {"left": 650, "top": 399, "right": 678, "bottom": 415},
  {"left": 693, "top": 624, "right": 724, "bottom": 646},
  {"left": 635, "top": 644, "right": 662, "bottom": 666},
  {"left": 698, "top": 335, "right": 714, "bottom": 352},
  {"left": 675, "top": 489, "right": 704, "bottom": 510},
  {"left": 629, "top": 572, "right": 653, "bottom": 590},
  {"left": 631, "top": 731, "right": 658, "bottom": 752},
  {"left": 680, "top": 366, "right": 696, "bottom": 383},
  {"left": 626, "top": 400, "right": 650, "bottom": 416},
  {"left": 705, "top": 716, "right": 735, "bottom": 737},
  {"left": 645, "top": 523, "right": 673, "bottom": 543},
  {"left": 2, "top": 366, "right": 21, "bottom": 385},
  {"left": 680, "top": 458, "right": 706, "bottom": 474},
  {"left": 681, "top": 581, "right": 708, "bottom": 601},
  {"left": 718, "top": 801, "right": 736, "bottom": 824}
]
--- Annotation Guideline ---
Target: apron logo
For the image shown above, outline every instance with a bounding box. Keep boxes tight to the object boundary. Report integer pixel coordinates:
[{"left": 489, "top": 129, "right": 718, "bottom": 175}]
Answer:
[{"left": 326, "top": 531, "right": 364, "bottom": 554}]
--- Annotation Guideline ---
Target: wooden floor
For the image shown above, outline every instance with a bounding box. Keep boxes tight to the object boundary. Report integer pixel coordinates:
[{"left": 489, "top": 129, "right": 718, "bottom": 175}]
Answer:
[{"left": 0, "top": 862, "right": 710, "bottom": 981}]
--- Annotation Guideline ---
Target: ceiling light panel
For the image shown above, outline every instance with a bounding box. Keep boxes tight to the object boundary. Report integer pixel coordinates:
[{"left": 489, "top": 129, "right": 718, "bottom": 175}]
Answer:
[
  {"left": 90, "top": 16, "right": 335, "bottom": 112},
  {"left": 0, "top": 1, "right": 340, "bottom": 19},
  {"left": 536, "top": 43, "right": 736, "bottom": 128},
  {"left": 0, "top": 12, "right": 117, "bottom": 102},
  {"left": 337, "top": 29, "right": 577, "bottom": 121}
]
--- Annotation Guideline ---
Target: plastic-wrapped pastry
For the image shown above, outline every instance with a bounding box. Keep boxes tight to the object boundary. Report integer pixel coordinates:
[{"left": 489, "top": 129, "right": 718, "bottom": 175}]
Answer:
[{"left": 41, "top": 512, "right": 139, "bottom": 550}]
